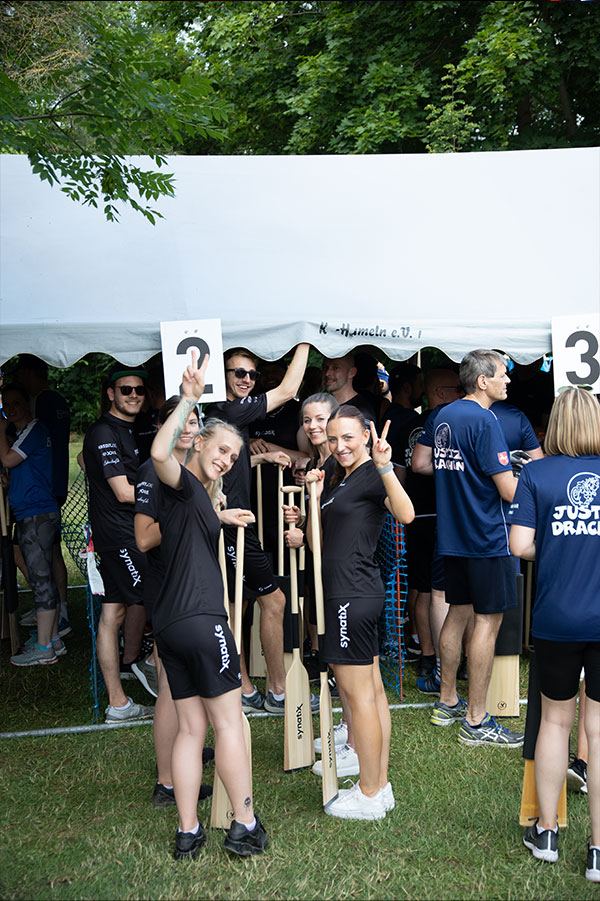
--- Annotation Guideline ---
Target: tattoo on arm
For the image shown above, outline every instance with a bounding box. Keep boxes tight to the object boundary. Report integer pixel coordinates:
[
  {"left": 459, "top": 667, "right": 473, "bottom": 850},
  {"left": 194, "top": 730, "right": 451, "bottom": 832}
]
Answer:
[{"left": 167, "top": 398, "right": 197, "bottom": 455}]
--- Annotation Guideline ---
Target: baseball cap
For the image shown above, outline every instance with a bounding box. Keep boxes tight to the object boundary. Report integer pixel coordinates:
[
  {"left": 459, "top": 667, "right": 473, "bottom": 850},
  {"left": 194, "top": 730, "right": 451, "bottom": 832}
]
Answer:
[{"left": 107, "top": 364, "right": 148, "bottom": 384}]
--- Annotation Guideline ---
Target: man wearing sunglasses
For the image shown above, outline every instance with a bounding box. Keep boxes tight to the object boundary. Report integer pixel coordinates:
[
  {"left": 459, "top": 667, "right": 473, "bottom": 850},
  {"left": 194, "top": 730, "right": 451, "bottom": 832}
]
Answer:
[
  {"left": 205, "top": 344, "right": 311, "bottom": 715},
  {"left": 82, "top": 364, "right": 153, "bottom": 723}
]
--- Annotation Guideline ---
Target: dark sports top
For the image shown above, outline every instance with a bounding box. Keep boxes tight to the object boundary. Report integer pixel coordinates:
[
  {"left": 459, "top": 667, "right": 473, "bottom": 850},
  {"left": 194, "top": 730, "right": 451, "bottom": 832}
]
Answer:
[
  {"left": 419, "top": 399, "right": 512, "bottom": 558},
  {"left": 386, "top": 404, "right": 419, "bottom": 464},
  {"left": 490, "top": 402, "right": 540, "bottom": 453},
  {"left": 134, "top": 457, "right": 164, "bottom": 602},
  {"left": 34, "top": 389, "right": 71, "bottom": 499},
  {"left": 9, "top": 420, "right": 58, "bottom": 521},
  {"left": 250, "top": 399, "right": 300, "bottom": 450},
  {"left": 508, "top": 455, "right": 600, "bottom": 642},
  {"left": 152, "top": 465, "right": 225, "bottom": 635},
  {"left": 396, "top": 410, "right": 436, "bottom": 517},
  {"left": 82, "top": 412, "right": 140, "bottom": 551},
  {"left": 320, "top": 458, "right": 388, "bottom": 600},
  {"left": 204, "top": 394, "right": 267, "bottom": 509}
]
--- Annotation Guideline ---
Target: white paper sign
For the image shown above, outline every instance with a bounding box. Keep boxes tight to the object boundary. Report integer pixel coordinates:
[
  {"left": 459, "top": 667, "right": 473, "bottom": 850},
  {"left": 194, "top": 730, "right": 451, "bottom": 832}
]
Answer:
[
  {"left": 552, "top": 314, "right": 600, "bottom": 397},
  {"left": 160, "top": 319, "right": 226, "bottom": 403}
]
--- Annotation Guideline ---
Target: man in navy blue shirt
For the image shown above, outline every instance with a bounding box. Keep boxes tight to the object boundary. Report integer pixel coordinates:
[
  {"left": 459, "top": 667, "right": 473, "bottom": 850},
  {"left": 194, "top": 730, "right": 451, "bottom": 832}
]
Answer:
[{"left": 413, "top": 350, "right": 524, "bottom": 748}]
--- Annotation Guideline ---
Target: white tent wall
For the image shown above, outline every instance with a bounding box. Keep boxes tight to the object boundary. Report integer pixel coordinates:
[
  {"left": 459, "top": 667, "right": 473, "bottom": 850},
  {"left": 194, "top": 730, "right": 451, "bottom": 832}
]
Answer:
[{"left": 1, "top": 149, "right": 598, "bottom": 368}]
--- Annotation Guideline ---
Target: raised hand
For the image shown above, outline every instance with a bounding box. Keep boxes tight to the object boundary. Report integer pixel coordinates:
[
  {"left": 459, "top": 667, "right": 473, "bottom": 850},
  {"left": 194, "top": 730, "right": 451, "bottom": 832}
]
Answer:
[
  {"left": 370, "top": 420, "right": 392, "bottom": 469},
  {"left": 181, "top": 349, "right": 210, "bottom": 402}
]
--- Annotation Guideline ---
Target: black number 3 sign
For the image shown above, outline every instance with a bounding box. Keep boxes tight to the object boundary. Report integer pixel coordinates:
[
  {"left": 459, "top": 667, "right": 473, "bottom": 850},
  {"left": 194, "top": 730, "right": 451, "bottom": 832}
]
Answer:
[{"left": 564, "top": 330, "right": 600, "bottom": 386}]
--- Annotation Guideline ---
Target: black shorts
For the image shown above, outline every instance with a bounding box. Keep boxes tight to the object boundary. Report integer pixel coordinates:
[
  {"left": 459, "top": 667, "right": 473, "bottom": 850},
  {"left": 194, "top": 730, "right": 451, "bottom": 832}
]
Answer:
[
  {"left": 99, "top": 546, "right": 146, "bottom": 608},
  {"left": 322, "top": 595, "right": 384, "bottom": 666},
  {"left": 533, "top": 637, "right": 600, "bottom": 702},
  {"left": 156, "top": 614, "right": 242, "bottom": 700},
  {"left": 405, "top": 517, "right": 435, "bottom": 593},
  {"left": 431, "top": 540, "right": 445, "bottom": 592},
  {"left": 444, "top": 556, "right": 517, "bottom": 615},
  {"left": 223, "top": 523, "right": 277, "bottom": 599}
]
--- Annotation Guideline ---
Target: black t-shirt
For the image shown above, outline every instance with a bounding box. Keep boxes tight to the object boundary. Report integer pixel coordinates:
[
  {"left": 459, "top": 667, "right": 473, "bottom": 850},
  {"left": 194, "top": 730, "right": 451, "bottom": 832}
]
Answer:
[
  {"left": 320, "top": 459, "right": 388, "bottom": 601},
  {"left": 386, "top": 404, "right": 419, "bottom": 463},
  {"left": 396, "top": 411, "right": 436, "bottom": 517},
  {"left": 152, "top": 465, "right": 225, "bottom": 635},
  {"left": 344, "top": 392, "right": 378, "bottom": 426},
  {"left": 134, "top": 458, "right": 164, "bottom": 600},
  {"left": 204, "top": 394, "right": 268, "bottom": 509},
  {"left": 250, "top": 399, "right": 300, "bottom": 450},
  {"left": 82, "top": 412, "right": 140, "bottom": 551},
  {"left": 134, "top": 409, "right": 159, "bottom": 463}
]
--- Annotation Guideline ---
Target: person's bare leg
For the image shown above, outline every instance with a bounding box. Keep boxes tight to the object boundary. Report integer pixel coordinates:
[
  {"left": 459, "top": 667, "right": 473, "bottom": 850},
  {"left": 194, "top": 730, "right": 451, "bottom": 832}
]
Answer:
[
  {"left": 415, "top": 591, "right": 434, "bottom": 656},
  {"left": 257, "top": 588, "right": 286, "bottom": 694},
  {"left": 462, "top": 610, "right": 475, "bottom": 658},
  {"left": 535, "top": 694, "right": 576, "bottom": 830},
  {"left": 122, "top": 602, "right": 146, "bottom": 664},
  {"left": 229, "top": 601, "right": 255, "bottom": 695},
  {"left": 333, "top": 663, "right": 381, "bottom": 796},
  {"left": 204, "top": 689, "right": 255, "bottom": 824},
  {"left": 97, "top": 603, "right": 128, "bottom": 707},
  {"left": 336, "top": 683, "right": 353, "bottom": 748},
  {"left": 36, "top": 608, "right": 57, "bottom": 647},
  {"left": 373, "top": 657, "right": 391, "bottom": 788},
  {"left": 584, "top": 694, "right": 600, "bottom": 846},
  {"left": 465, "top": 612, "right": 503, "bottom": 726},
  {"left": 171, "top": 696, "right": 208, "bottom": 832},
  {"left": 52, "top": 544, "right": 68, "bottom": 619},
  {"left": 154, "top": 650, "right": 179, "bottom": 787},
  {"left": 439, "top": 604, "right": 472, "bottom": 707}
]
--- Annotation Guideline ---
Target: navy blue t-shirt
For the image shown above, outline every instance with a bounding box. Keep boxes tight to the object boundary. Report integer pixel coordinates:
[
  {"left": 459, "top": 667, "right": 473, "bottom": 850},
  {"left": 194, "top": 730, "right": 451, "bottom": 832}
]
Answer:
[
  {"left": 490, "top": 402, "right": 540, "bottom": 453},
  {"left": 422, "top": 399, "right": 512, "bottom": 558},
  {"left": 508, "top": 455, "right": 600, "bottom": 642},
  {"left": 9, "top": 420, "right": 58, "bottom": 520}
]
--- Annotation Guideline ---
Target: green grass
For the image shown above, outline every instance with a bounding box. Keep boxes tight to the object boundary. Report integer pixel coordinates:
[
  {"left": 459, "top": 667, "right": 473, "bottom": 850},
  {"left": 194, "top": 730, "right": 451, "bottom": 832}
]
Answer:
[{"left": 0, "top": 587, "right": 595, "bottom": 900}]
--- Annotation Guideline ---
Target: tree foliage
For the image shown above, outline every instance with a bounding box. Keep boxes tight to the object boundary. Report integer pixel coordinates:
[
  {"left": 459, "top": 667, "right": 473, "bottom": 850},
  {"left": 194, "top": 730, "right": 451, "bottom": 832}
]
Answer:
[
  {"left": 0, "top": 0, "right": 228, "bottom": 221},
  {"left": 142, "top": 0, "right": 600, "bottom": 155}
]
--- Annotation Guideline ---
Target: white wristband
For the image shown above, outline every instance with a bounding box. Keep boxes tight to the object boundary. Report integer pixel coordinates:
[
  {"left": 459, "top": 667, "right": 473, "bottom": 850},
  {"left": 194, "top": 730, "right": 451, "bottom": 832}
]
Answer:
[{"left": 376, "top": 462, "right": 393, "bottom": 475}]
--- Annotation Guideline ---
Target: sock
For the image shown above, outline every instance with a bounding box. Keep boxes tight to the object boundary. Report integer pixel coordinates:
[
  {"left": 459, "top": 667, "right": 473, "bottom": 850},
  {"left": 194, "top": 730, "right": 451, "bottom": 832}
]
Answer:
[
  {"left": 146, "top": 660, "right": 156, "bottom": 668},
  {"left": 241, "top": 817, "right": 257, "bottom": 832},
  {"left": 243, "top": 686, "right": 257, "bottom": 698},
  {"left": 536, "top": 822, "right": 558, "bottom": 835},
  {"left": 159, "top": 783, "right": 174, "bottom": 790},
  {"left": 271, "top": 691, "right": 285, "bottom": 701},
  {"left": 411, "top": 633, "right": 420, "bottom": 644},
  {"left": 435, "top": 658, "right": 441, "bottom": 680},
  {"left": 113, "top": 699, "right": 132, "bottom": 711},
  {"left": 51, "top": 635, "right": 60, "bottom": 642},
  {"left": 178, "top": 822, "right": 199, "bottom": 835},
  {"left": 36, "top": 643, "right": 52, "bottom": 651}
]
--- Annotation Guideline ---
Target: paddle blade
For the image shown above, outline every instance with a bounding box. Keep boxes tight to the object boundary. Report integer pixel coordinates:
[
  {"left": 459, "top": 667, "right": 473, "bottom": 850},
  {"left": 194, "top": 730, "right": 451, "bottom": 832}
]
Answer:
[{"left": 283, "top": 654, "right": 315, "bottom": 772}]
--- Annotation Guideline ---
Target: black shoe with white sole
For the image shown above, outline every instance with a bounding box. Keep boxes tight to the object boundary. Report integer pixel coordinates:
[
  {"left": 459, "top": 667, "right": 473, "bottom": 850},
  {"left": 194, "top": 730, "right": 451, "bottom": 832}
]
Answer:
[
  {"left": 523, "top": 821, "right": 558, "bottom": 863},
  {"left": 224, "top": 817, "right": 268, "bottom": 856},
  {"left": 174, "top": 825, "right": 207, "bottom": 860}
]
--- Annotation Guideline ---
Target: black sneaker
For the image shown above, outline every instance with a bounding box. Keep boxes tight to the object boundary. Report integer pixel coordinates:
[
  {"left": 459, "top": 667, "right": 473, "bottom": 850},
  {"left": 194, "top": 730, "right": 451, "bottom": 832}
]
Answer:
[
  {"left": 456, "top": 657, "right": 468, "bottom": 681},
  {"left": 153, "top": 783, "right": 213, "bottom": 809},
  {"left": 403, "top": 636, "right": 421, "bottom": 664},
  {"left": 224, "top": 817, "right": 268, "bottom": 857},
  {"left": 523, "top": 820, "right": 558, "bottom": 863},
  {"left": 328, "top": 674, "right": 339, "bottom": 699},
  {"left": 242, "top": 687, "right": 266, "bottom": 713},
  {"left": 417, "top": 654, "right": 435, "bottom": 678},
  {"left": 586, "top": 843, "right": 600, "bottom": 883},
  {"left": 174, "top": 825, "right": 207, "bottom": 860},
  {"left": 304, "top": 650, "right": 320, "bottom": 682},
  {"left": 202, "top": 747, "right": 215, "bottom": 767},
  {"left": 567, "top": 755, "right": 587, "bottom": 794}
]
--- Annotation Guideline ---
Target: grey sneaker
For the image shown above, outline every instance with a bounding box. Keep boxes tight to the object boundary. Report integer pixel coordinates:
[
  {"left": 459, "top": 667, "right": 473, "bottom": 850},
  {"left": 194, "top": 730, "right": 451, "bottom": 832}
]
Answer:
[
  {"left": 11, "top": 643, "right": 57, "bottom": 666},
  {"left": 431, "top": 697, "right": 467, "bottom": 727},
  {"left": 264, "top": 690, "right": 319, "bottom": 715},
  {"left": 241, "top": 688, "right": 265, "bottom": 713},
  {"left": 523, "top": 820, "right": 558, "bottom": 863},
  {"left": 105, "top": 697, "right": 154, "bottom": 723},
  {"left": 131, "top": 658, "right": 158, "bottom": 698},
  {"left": 19, "top": 606, "right": 37, "bottom": 627},
  {"left": 458, "top": 713, "right": 524, "bottom": 748},
  {"left": 24, "top": 634, "right": 67, "bottom": 657}
]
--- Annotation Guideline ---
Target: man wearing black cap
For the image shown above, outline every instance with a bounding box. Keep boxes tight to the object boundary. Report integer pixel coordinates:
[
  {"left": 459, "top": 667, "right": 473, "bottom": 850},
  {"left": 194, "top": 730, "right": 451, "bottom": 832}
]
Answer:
[{"left": 82, "top": 364, "right": 153, "bottom": 722}]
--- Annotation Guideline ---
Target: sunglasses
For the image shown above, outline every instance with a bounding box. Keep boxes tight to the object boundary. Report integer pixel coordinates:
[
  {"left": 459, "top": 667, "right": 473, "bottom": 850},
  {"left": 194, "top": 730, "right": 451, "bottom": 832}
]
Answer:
[
  {"left": 226, "top": 368, "right": 259, "bottom": 381},
  {"left": 116, "top": 385, "right": 146, "bottom": 396},
  {"left": 557, "top": 385, "right": 593, "bottom": 394}
]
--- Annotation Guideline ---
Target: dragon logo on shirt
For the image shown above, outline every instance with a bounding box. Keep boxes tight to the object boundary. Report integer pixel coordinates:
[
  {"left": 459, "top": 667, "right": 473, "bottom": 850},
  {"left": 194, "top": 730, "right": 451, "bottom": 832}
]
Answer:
[
  {"left": 567, "top": 473, "right": 600, "bottom": 508},
  {"left": 434, "top": 422, "right": 451, "bottom": 450}
]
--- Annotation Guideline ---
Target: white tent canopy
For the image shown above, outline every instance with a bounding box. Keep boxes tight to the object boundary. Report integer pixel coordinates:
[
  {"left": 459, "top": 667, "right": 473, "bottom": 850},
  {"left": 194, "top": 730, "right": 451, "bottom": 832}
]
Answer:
[{"left": 1, "top": 149, "right": 598, "bottom": 368}]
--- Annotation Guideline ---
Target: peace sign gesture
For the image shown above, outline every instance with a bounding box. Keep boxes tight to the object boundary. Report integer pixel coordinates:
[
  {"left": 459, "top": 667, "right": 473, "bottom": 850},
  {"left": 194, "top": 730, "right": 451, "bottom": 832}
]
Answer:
[
  {"left": 370, "top": 420, "right": 392, "bottom": 469},
  {"left": 181, "top": 349, "right": 210, "bottom": 402}
]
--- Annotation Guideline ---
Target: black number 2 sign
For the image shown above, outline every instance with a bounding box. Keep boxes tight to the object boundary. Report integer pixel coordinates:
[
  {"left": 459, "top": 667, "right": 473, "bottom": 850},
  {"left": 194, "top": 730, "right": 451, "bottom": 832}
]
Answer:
[
  {"left": 176, "top": 336, "right": 213, "bottom": 396},
  {"left": 564, "top": 329, "right": 600, "bottom": 386}
]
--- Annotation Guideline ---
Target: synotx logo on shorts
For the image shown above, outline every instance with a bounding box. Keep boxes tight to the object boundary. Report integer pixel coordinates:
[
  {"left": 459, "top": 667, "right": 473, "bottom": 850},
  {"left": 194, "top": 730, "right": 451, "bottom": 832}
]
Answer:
[
  {"left": 551, "top": 472, "right": 600, "bottom": 536},
  {"left": 214, "top": 624, "right": 231, "bottom": 673},
  {"left": 338, "top": 602, "right": 350, "bottom": 648}
]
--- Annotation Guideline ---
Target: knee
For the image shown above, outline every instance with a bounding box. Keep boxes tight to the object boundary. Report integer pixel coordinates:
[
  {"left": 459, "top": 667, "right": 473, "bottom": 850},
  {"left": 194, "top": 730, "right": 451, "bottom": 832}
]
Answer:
[{"left": 259, "top": 589, "right": 285, "bottom": 616}]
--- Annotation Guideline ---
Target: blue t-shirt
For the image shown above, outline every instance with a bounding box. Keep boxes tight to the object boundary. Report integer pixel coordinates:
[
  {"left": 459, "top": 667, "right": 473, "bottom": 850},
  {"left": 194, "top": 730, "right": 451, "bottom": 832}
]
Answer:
[
  {"left": 508, "top": 455, "right": 600, "bottom": 642},
  {"left": 490, "top": 402, "right": 539, "bottom": 453},
  {"left": 9, "top": 420, "right": 58, "bottom": 520},
  {"left": 425, "top": 399, "right": 512, "bottom": 557}
]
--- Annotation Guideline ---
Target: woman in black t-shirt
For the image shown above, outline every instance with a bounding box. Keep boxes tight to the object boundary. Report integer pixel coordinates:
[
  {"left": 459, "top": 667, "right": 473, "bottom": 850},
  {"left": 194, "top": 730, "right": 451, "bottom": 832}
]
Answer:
[
  {"left": 151, "top": 355, "right": 268, "bottom": 860},
  {"left": 308, "top": 404, "right": 414, "bottom": 821}
]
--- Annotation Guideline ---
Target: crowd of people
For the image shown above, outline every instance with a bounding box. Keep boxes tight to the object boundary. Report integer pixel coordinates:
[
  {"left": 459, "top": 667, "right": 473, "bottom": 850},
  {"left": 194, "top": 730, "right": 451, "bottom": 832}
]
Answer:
[{"left": 1, "top": 346, "right": 598, "bottom": 881}]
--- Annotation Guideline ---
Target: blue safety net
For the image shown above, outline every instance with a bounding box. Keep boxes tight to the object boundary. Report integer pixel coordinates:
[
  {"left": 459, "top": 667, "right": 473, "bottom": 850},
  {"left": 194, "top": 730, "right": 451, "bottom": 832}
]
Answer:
[{"left": 376, "top": 513, "right": 407, "bottom": 699}]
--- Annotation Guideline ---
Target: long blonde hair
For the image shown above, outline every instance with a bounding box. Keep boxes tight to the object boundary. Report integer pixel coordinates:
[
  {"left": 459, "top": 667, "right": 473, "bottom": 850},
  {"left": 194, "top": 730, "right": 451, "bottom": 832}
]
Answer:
[{"left": 544, "top": 388, "right": 600, "bottom": 457}]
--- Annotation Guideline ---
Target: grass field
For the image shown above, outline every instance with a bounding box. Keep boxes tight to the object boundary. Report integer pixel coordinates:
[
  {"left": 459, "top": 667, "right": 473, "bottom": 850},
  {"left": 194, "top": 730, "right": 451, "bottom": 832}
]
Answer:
[{"left": 0, "top": 585, "right": 595, "bottom": 901}]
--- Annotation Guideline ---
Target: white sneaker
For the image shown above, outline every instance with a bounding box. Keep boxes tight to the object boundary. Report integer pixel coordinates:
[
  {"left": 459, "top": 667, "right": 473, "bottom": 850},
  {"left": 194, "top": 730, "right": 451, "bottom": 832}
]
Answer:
[
  {"left": 380, "top": 782, "right": 395, "bottom": 811},
  {"left": 325, "top": 781, "right": 386, "bottom": 821},
  {"left": 314, "top": 721, "right": 348, "bottom": 755},
  {"left": 312, "top": 743, "right": 359, "bottom": 777}
]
